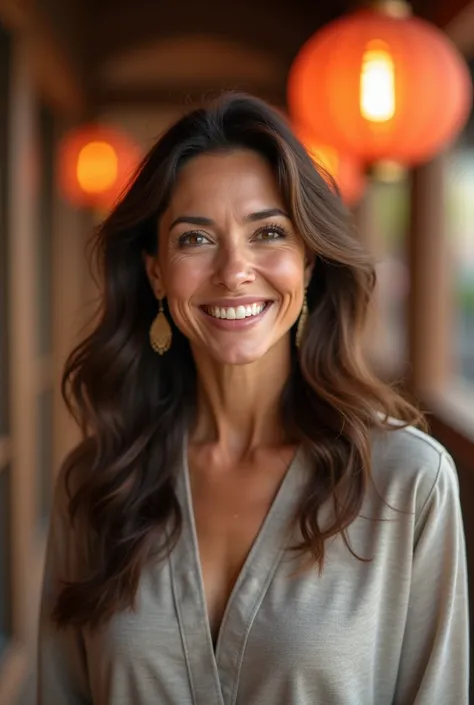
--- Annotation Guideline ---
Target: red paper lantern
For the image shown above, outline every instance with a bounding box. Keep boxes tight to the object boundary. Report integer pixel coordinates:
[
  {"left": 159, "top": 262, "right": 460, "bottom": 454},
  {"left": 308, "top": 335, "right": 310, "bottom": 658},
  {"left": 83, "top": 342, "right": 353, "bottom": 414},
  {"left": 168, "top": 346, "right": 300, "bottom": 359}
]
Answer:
[
  {"left": 58, "top": 124, "right": 142, "bottom": 210},
  {"left": 296, "top": 126, "right": 366, "bottom": 205},
  {"left": 288, "top": 2, "right": 472, "bottom": 166}
]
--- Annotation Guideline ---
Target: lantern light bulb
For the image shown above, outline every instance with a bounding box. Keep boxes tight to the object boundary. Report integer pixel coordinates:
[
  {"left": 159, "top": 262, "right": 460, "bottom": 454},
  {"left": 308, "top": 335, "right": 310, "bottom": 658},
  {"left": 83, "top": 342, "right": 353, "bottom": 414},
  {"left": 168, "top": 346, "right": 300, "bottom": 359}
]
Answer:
[
  {"left": 360, "top": 41, "right": 396, "bottom": 122},
  {"left": 76, "top": 141, "right": 119, "bottom": 194}
]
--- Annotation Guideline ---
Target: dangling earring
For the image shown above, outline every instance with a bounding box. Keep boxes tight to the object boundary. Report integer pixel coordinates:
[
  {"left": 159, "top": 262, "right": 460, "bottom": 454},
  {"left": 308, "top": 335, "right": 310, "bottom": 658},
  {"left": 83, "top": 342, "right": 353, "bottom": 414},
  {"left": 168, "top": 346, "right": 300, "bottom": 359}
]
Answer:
[
  {"left": 149, "top": 297, "right": 172, "bottom": 354},
  {"left": 296, "top": 290, "right": 308, "bottom": 349}
]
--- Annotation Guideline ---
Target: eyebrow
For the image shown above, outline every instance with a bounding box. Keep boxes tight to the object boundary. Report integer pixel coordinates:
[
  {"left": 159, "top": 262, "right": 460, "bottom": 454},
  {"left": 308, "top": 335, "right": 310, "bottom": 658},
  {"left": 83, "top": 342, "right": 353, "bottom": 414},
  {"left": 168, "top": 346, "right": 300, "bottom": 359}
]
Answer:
[{"left": 169, "top": 208, "right": 290, "bottom": 231}]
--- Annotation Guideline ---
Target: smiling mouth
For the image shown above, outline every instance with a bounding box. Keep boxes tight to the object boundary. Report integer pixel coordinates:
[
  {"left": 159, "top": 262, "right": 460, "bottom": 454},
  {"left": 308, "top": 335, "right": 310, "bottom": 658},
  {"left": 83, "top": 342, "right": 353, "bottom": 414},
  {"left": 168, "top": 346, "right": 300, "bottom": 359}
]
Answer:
[{"left": 202, "top": 302, "right": 271, "bottom": 320}]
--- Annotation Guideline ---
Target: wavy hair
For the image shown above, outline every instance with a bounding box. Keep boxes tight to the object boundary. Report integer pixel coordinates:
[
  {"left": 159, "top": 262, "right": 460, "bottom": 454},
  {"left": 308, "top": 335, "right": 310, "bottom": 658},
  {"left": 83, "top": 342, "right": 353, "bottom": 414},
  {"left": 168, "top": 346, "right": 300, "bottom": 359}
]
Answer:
[{"left": 53, "top": 92, "right": 424, "bottom": 629}]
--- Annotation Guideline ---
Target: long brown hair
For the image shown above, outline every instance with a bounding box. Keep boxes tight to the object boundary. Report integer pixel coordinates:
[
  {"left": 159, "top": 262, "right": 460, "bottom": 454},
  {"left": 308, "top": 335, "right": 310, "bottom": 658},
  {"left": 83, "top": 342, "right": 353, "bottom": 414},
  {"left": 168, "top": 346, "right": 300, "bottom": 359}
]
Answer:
[{"left": 54, "top": 92, "right": 424, "bottom": 630}]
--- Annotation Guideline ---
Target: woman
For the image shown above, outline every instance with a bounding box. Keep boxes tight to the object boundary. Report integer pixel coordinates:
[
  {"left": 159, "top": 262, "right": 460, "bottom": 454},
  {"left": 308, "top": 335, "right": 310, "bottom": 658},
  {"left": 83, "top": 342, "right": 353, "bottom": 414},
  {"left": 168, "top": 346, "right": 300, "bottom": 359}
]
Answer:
[{"left": 38, "top": 93, "right": 469, "bottom": 705}]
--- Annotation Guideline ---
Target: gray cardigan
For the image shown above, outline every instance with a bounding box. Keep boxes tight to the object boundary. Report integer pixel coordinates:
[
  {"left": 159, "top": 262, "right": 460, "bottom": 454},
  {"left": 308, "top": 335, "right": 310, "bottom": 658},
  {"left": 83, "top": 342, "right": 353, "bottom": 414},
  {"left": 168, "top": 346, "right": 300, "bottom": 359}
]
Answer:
[{"left": 38, "top": 424, "right": 469, "bottom": 704}]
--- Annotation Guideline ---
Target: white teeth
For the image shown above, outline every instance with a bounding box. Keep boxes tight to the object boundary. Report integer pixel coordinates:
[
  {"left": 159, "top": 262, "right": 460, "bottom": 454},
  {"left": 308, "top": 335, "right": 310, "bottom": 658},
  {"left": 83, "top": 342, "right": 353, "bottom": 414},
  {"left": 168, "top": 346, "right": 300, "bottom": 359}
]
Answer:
[{"left": 206, "top": 303, "right": 267, "bottom": 320}]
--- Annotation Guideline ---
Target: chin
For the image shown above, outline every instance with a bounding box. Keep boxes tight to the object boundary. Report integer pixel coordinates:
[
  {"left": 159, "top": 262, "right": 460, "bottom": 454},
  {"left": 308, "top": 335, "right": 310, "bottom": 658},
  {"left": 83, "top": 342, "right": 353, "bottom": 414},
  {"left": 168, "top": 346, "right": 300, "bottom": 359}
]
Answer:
[{"left": 207, "top": 342, "right": 271, "bottom": 366}]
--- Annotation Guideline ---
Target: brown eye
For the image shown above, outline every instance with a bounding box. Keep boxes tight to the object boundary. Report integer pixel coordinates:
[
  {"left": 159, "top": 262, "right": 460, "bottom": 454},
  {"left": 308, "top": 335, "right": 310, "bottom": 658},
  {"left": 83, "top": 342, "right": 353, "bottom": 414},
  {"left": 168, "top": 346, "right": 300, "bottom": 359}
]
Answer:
[
  {"left": 178, "top": 232, "right": 211, "bottom": 247},
  {"left": 254, "top": 226, "right": 287, "bottom": 241}
]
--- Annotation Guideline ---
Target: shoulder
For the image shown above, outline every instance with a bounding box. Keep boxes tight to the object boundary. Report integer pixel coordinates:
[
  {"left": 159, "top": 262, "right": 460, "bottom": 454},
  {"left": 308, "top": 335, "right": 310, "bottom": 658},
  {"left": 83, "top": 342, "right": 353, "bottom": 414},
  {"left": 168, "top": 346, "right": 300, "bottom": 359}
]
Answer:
[
  {"left": 369, "top": 420, "right": 459, "bottom": 518},
  {"left": 371, "top": 419, "right": 448, "bottom": 468}
]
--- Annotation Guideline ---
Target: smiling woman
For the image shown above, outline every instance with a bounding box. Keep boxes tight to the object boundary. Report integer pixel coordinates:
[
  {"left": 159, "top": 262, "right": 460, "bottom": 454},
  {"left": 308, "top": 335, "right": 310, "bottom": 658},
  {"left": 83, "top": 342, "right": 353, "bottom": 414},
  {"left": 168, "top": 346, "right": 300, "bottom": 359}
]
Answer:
[{"left": 38, "top": 93, "right": 469, "bottom": 705}]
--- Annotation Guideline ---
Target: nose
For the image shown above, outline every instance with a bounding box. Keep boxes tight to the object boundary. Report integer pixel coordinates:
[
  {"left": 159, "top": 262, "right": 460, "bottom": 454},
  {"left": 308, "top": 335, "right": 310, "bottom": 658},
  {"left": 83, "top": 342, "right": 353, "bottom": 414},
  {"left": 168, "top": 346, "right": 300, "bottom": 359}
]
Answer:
[{"left": 211, "top": 241, "right": 256, "bottom": 291}]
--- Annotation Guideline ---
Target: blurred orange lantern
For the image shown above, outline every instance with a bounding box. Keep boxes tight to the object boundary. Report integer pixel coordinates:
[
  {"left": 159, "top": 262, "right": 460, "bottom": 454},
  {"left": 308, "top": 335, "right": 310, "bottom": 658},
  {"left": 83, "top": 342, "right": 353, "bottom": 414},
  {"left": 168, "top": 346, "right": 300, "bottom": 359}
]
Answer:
[
  {"left": 58, "top": 124, "right": 142, "bottom": 210},
  {"left": 288, "top": 1, "right": 472, "bottom": 166},
  {"left": 296, "top": 126, "right": 366, "bottom": 205}
]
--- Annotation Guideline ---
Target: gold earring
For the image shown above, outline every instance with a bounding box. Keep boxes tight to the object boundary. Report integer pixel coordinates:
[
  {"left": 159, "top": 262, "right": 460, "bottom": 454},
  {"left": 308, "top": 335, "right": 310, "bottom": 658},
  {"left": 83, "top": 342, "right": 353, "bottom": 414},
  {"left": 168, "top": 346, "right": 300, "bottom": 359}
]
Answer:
[
  {"left": 296, "top": 291, "right": 308, "bottom": 349},
  {"left": 149, "top": 297, "right": 172, "bottom": 354}
]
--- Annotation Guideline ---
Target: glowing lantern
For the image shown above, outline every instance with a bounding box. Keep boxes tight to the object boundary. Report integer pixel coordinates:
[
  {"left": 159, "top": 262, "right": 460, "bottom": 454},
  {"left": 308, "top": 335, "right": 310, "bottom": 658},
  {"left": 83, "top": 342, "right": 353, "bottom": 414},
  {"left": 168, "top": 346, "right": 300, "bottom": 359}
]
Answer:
[
  {"left": 288, "top": 1, "right": 473, "bottom": 166},
  {"left": 297, "top": 126, "right": 367, "bottom": 205},
  {"left": 58, "top": 124, "right": 142, "bottom": 210}
]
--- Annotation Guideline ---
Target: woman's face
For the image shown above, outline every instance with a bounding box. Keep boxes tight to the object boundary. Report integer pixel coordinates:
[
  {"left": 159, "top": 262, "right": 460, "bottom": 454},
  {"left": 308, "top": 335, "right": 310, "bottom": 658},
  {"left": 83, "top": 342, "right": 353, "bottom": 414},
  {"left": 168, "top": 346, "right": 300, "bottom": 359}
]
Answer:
[{"left": 146, "top": 149, "right": 313, "bottom": 365}]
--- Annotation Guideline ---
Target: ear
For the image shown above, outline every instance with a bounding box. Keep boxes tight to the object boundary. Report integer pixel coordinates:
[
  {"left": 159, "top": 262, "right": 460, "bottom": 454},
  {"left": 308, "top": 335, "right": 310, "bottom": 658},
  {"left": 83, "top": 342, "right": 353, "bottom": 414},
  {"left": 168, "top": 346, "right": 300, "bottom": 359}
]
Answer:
[
  {"left": 143, "top": 252, "right": 165, "bottom": 299},
  {"left": 304, "top": 250, "right": 316, "bottom": 289}
]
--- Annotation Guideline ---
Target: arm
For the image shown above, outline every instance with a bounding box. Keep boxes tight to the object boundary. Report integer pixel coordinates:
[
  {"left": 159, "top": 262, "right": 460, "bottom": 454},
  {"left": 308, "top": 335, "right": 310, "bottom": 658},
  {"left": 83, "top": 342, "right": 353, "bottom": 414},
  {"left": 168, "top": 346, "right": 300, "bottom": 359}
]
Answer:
[
  {"left": 37, "top": 467, "right": 92, "bottom": 704},
  {"left": 393, "top": 452, "right": 469, "bottom": 704}
]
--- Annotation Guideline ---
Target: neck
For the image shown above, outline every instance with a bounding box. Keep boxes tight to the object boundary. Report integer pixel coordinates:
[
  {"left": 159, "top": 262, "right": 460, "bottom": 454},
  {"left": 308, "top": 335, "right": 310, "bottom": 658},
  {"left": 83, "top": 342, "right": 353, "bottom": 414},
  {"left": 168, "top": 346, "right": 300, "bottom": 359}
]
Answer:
[{"left": 190, "top": 336, "right": 292, "bottom": 458}]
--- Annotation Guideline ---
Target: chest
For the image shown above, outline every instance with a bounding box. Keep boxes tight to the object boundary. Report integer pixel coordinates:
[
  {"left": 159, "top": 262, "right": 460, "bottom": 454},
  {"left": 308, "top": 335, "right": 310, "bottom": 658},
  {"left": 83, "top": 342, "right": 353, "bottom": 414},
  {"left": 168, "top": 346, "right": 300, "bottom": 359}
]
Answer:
[
  {"left": 188, "top": 448, "right": 295, "bottom": 643},
  {"left": 84, "top": 507, "right": 410, "bottom": 705},
  {"left": 83, "top": 452, "right": 416, "bottom": 705}
]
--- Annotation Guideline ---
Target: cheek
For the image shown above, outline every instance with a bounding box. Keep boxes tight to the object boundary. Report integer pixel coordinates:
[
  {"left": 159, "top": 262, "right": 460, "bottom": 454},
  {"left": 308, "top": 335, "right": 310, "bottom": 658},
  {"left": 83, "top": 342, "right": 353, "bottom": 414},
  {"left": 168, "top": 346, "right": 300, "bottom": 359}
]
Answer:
[
  {"left": 160, "top": 255, "right": 210, "bottom": 329},
  {"left": 161, "top": 255, "right": 205, "bottom": 301},
  {"left": 260, "top": 248, "right": 306, "bottom": 294}
]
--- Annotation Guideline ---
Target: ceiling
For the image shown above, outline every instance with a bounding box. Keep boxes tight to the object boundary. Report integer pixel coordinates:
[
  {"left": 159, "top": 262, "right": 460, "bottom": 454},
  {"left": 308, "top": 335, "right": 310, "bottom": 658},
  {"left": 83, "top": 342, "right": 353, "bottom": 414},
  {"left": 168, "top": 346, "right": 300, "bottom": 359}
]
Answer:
[
  {"left": 80, "top": 0, "right": 460, "bottom": 115},
  {"left": 85, "top": 0, "right": 358, "bottom": 110}
]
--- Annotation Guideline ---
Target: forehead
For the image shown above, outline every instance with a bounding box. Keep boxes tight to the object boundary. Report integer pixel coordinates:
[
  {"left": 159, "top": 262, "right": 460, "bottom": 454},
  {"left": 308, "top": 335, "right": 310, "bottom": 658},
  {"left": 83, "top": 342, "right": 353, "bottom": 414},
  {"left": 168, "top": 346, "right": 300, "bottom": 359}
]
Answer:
[{"left": 166, "top": 149, "right": 285, "bottom": 216}]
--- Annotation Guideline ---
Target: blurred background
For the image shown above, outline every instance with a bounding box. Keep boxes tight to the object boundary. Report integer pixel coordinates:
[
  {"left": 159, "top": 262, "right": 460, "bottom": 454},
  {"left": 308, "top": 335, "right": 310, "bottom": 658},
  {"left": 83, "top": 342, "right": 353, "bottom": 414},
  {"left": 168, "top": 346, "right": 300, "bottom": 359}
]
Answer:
[{"left": 0, "top": 0, "right": 473, "bottom": 702}]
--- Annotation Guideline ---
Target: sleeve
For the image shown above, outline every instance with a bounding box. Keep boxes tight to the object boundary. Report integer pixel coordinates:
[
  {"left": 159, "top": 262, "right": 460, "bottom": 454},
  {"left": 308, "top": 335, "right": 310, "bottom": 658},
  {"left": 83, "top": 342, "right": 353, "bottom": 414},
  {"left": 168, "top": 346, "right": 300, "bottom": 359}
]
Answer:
[
  {"left": 37, "top": 467, "right": 92, "bottom": 704},
  {"left": 393, "top": 451, "right": 469, "bottom": 705}
]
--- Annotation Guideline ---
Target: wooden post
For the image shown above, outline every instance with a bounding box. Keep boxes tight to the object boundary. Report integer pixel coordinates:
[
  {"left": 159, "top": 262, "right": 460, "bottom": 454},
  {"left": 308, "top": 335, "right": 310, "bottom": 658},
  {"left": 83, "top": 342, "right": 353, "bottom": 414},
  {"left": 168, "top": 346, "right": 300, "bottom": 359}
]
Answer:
[{"left": 406, "top": 153, "right": 452, "bottom": 397}]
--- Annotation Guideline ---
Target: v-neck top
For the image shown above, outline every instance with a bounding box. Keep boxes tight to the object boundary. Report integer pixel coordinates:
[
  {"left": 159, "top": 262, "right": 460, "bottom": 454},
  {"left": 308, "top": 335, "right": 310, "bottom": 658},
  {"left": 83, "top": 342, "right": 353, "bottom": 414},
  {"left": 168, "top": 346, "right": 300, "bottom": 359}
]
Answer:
[{"left": 38, "top": 424, "right": 469, "bottom": 705}]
